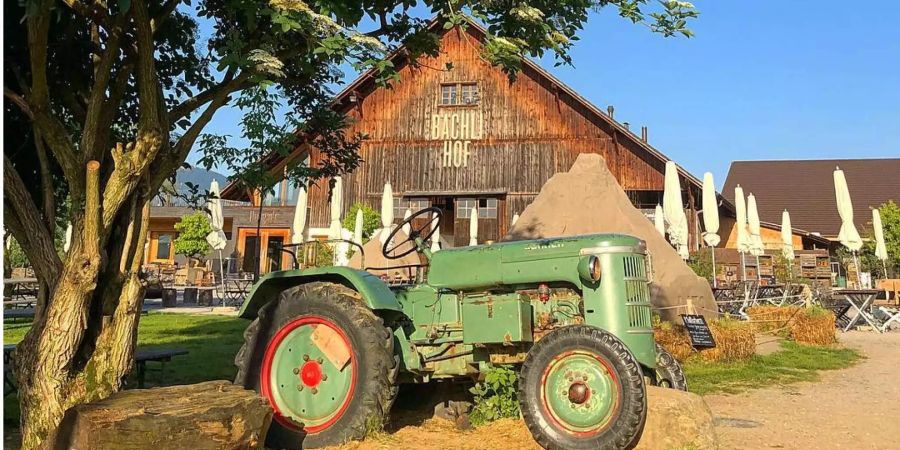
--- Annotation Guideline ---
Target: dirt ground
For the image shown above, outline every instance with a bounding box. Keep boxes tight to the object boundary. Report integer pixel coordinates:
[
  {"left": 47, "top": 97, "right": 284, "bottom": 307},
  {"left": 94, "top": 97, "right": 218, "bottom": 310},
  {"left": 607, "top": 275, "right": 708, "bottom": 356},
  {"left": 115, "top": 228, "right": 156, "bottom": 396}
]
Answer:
[
  {"left": 335, "top": 331, "right": 900, "bottom": 450},
  {"left": 705, "top": 330, "right": 900, "bottom": 450}
]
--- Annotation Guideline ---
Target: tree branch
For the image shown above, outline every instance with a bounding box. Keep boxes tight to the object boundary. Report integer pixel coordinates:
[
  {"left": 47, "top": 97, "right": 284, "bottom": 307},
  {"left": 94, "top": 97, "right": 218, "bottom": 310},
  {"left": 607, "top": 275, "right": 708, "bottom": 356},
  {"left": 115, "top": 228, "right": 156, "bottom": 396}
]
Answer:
[
  {"left": 34, "top": 129, "right": 56, "bottom": 231},
  {"left": 4, "top": 155, "right": 62, "bottom": 286},
  {"left": 4, "top": 87, "right": 34, "bottom": 119},
  {"left": 82, "top": 15, "right": 127, "bottom": 162},
  {"left": 131, "top": 0, "right": 164, "bottom": 131},
  {"left": 168, "top": 69, "right": 240, "bottom": 122}
]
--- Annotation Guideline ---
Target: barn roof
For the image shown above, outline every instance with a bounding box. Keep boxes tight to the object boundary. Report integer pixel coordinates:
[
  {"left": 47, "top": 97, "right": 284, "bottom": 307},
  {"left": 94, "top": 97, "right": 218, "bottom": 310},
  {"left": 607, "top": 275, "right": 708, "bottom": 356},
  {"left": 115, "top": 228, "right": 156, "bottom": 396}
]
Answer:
[
  {"left": 221, "top": 16, "right": 707, "bottom": 199},
  {"left": 722, "top": 158, "right": 900, "bottom": 239}
]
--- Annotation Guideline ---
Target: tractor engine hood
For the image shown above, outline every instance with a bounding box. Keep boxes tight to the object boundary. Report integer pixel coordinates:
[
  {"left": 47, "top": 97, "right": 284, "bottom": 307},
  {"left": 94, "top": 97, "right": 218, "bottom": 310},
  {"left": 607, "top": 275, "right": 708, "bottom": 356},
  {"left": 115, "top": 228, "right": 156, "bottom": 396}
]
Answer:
[{"left": 427, "top": 234, "right": 646, "bottom": 290}]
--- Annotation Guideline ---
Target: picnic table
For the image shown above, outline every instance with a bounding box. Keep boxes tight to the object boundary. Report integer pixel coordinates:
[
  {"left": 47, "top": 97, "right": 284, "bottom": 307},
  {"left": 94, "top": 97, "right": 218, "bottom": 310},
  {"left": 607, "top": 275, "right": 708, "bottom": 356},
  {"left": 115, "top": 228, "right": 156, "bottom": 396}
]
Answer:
[
  {"left": 222, "top": 276, "right": 254, "bottom": 306},
  {"left": 3, "top": 277, "right": 39, "bottom": 306},
  {"left": 3, "top": 344, "right": 188, "bottom": 394},
  {"left": 835, "top": 289, "right": 888, "bottom": 333}
]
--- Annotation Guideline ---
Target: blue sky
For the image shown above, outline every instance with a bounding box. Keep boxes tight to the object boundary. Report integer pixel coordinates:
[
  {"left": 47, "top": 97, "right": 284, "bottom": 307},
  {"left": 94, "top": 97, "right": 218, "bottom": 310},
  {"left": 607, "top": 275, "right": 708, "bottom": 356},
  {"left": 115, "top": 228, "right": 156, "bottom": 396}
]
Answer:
[{"left": 195, "top": 1, "right": 900, "bottom": 188}]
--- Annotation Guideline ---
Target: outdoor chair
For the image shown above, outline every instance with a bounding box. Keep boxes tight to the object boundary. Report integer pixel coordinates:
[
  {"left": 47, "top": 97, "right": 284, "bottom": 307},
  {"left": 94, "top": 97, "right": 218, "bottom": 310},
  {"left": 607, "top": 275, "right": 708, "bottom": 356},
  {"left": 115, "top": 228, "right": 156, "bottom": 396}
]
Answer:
[{"left": 874, "top": 306, "right": 900, "bottom": 332}]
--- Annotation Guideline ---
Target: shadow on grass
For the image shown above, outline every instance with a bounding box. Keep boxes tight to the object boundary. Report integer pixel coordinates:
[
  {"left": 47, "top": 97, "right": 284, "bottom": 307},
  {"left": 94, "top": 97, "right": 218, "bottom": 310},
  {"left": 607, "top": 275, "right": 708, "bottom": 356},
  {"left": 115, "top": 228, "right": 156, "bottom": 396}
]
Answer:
[{"left": 684, "top": 341, "right": 864, "bottom": 395}]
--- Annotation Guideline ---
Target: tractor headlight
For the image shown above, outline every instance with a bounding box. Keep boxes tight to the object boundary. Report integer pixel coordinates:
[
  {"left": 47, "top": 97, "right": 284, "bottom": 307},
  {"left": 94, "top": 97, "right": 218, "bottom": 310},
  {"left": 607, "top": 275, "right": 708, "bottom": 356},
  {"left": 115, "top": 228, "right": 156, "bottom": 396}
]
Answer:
[{"left": 578, "top": 255, "right": 602, "bottom": 283}]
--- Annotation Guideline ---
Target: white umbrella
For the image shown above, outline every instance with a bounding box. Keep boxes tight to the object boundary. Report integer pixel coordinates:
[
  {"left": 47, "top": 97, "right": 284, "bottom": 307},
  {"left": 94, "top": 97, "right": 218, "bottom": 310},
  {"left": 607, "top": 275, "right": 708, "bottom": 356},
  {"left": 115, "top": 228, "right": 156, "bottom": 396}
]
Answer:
[
  {"left": 654, "top": 204, "right": 666, "bottom": 237},
  {"left": 63, "top": 222, "right": 74, "bottom": 253},
  {"left": 701, "top": 173, "right": 720, "bottom": 247},
  {"left": 379, "top": 182, "right": 394, "bottom": 244},
  {"left": 205, "top": 181, "right": 227, "bottom": 293},
  {"left": 701, "top": 172, "right": 720, "bottom": 287},
  {"left": 291, "top": 185, "right": 308, "bottom": 245},
  {"left": 734, "top": 185, "right": 750, "bottom": 280},
  {"left": 430, "top": 211, "right": 441, "bottom": 253},
  {"left": 663, "top": 161, "right": 689, "bottom": 260},
  {"left": 401, "top": 208, "right": 412, "bottom": 235},
  {"left": 747, "top": 194, "right": 765, "bottom": 256},
  {"left": 781, "top": 210, "right": 795, "bottom": 261},
  {"left": 335, "top": 228, "right": 352, "bottom": 266},
  {"left": 353, "top": 208, "right": 364, "bottom": 246},
  {"left": 873, "top": 208, "right": 888, "bottom": 276},
  {"left": 511, "top": 212, "right": 520, "bottom": 227},
  {"left": 469, "top": 206, "right": 479, "bottom": 246},
  {"left": 329, "top": 176, "right": 343, "bottom": 240},
  {"left": 834, "top": 167, "right": 862, "bottom": 286}
]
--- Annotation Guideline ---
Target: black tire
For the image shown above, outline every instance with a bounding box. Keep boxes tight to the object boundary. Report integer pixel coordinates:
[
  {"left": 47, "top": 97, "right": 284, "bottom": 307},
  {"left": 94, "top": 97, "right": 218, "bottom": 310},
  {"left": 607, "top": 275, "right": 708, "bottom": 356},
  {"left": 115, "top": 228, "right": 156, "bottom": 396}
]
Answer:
[
  {"left": 519, "top": 325, "right": 647, "bottom": 450},
  {"left": 654, "top": 343, "right": 687, "bottom": 391},
  {"left": 234, "top": 282, "right": 398, "bottom": 449}
]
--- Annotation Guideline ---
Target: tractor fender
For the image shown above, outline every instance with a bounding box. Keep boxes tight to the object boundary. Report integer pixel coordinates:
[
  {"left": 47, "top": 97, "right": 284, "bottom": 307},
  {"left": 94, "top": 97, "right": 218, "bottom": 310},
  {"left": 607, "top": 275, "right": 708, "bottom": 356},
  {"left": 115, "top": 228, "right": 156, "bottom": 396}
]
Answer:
[{"left": 237, "top": 267, "right": 402, "bottom": 320}]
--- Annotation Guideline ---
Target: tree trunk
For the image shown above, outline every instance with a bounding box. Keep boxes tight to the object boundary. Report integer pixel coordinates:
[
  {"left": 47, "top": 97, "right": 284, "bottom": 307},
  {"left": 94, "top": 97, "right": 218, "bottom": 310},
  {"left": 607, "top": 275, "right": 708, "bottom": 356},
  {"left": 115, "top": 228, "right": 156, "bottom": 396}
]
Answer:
[{"left": 14, "top": 163, "right": 153, "bottom": 450}]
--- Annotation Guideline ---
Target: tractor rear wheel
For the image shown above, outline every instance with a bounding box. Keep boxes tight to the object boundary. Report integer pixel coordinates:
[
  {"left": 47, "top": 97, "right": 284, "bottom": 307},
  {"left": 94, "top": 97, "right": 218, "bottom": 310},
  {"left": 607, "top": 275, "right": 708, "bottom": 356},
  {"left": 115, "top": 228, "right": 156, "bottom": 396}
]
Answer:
[
  {"left": 519, "top": 325, "right": 647, "bottom": 450},
  {"left": 234, "top": 282, "right": 397, "bottom": 449},
  {"left": 653, "top": 343, "right": 687, "bottom": 391}
]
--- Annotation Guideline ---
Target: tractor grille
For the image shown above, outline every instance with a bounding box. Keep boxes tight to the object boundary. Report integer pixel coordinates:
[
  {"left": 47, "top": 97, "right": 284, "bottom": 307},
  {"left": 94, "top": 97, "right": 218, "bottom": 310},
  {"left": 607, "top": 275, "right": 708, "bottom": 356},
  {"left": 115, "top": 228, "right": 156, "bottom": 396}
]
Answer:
[{"left": 623, "top": 255, "right": 652, "bottom": 329}]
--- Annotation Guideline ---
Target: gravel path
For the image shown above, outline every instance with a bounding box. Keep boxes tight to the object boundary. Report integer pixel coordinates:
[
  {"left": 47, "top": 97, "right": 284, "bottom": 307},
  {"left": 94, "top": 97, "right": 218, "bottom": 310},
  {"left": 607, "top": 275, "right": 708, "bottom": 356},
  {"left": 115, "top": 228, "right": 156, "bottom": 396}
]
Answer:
[{"left": 704, "top": 331, "right": 900, "bottom": 450}]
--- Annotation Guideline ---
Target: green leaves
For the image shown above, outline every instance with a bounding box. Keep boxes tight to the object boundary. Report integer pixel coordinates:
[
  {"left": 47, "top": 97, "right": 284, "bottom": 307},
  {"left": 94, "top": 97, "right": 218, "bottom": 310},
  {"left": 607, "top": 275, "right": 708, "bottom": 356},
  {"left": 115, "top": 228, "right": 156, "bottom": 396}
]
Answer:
[
  {"left": 173, "top": 213, "right": 214, "bottom": 261},
  {"left": 468, "top": 365, "right": 520, "bottom": 426}
]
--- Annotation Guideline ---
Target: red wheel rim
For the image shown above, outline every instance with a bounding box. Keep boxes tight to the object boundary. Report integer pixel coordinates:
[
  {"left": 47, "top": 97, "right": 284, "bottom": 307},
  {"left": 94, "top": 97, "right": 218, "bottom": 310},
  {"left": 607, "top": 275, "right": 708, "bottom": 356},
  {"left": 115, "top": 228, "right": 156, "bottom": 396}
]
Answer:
[{"left": 260, "top": 315, "right": 357, "bottom": 433}]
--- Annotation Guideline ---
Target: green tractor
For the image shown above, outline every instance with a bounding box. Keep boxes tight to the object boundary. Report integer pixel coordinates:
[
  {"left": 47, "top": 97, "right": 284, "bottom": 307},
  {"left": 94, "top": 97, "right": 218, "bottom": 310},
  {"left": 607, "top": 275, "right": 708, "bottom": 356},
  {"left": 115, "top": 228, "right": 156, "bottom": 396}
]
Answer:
[{"left": 234, "top": 207, "right": 685, "bottom": 450}]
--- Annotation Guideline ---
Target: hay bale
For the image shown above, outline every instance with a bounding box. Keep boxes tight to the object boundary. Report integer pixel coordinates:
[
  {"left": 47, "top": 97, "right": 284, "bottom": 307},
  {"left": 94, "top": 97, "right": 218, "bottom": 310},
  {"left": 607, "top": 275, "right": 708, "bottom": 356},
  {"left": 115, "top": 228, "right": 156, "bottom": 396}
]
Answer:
[
  {"left": 653, "top": 317, "right": 755, "bottom": 363},
  {"left": 698, "top": 318, "right": 756, "bottom": 362},
  {"left": 791, "top": 307, "right": 837, "bottom": 345},
  {"left": 746, "top": 306, "right": 800, "bottom": 333}
]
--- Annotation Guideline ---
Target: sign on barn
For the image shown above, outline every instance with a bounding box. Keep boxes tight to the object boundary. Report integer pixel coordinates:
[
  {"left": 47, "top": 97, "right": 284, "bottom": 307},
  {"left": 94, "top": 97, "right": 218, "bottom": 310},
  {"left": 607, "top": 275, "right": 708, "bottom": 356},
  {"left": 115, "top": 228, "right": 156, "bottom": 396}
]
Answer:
[{"left": 430, "top": 109, "right": 483, "bottom": 167}]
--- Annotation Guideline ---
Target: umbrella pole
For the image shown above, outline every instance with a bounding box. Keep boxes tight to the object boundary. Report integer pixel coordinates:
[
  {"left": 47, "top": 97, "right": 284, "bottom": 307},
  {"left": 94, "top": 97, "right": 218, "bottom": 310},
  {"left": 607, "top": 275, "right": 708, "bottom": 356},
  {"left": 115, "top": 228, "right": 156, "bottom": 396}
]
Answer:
[
  {"left": 740, "top": 252, "right": 747, "bottom": 282},
  {"left": 755, "top": 255, "right": 762, "bottom": 282},
  {"left": 710, "top": 245, "right": 717, "bottom": 288},
  {"left": 853, "top": 252, "right": 862, "bottom": 288},
  {"left": 218, "top": 249, "right": 225, "bottom": 307}
]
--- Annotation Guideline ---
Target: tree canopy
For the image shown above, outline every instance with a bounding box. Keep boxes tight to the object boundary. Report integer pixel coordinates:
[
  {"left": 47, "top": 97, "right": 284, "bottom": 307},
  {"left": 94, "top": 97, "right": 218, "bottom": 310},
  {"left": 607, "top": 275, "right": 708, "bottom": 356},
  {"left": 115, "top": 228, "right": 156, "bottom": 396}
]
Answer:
[{"left": 173, "top": 212, "right": 213, "bottom": 262}]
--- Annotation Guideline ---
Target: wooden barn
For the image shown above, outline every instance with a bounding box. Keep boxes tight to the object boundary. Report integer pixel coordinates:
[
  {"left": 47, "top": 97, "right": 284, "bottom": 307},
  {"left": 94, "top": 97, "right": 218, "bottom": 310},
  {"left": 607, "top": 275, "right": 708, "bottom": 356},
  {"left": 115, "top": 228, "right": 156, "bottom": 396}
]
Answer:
[{"left": 215, "top": 18, "right": 716, "bottom": 273}]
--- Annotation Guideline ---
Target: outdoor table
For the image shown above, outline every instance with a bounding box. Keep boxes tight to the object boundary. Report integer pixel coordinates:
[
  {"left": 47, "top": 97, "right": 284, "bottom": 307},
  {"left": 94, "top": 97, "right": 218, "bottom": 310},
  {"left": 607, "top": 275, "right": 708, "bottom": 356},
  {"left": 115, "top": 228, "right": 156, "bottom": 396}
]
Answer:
[
  {"left": 836, "top": 289, "right": 882, "bottom": 333},
  {"left": 755, "top": 284, "right": 785, "bottom": 305},
  {"left": 3, "top": 278, "right": 39, "bottom": 306},
  {"left": 223, "top": 277, "right": 253, "bottom": 306}
]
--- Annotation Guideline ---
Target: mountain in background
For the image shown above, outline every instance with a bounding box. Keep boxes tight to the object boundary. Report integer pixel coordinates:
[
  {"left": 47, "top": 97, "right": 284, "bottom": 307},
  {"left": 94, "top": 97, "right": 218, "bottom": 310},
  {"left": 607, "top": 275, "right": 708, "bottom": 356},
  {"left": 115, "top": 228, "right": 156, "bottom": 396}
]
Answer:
[{"left": 175, "top": 167, "right": 228, "bottom": 191}]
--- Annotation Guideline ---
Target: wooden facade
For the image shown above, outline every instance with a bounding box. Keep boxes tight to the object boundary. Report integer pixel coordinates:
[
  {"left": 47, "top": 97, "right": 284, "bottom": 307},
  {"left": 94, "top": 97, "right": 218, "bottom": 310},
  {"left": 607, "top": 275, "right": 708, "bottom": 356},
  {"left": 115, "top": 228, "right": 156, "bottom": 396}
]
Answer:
[{"left": 222, "top": 21, "right": 708, "bottom": 252}]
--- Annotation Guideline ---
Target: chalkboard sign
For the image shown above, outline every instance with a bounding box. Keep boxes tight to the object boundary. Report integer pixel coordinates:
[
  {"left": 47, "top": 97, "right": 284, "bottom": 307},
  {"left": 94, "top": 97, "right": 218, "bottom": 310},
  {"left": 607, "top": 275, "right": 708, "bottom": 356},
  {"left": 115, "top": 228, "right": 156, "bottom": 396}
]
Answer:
[{"left": 681, "top": 314, "right": 716, "bottom": 349}]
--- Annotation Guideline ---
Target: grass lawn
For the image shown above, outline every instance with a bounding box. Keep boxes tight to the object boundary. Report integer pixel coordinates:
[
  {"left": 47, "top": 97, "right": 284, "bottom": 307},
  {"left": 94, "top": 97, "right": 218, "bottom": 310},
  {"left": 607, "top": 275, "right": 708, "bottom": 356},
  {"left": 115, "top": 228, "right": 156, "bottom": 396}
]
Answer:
[
  {"left": 684, "top": 341, "right": 863, "bottom": 395},
  {"left": 3, "top": 312, "right": 248, "bottom": 429}
]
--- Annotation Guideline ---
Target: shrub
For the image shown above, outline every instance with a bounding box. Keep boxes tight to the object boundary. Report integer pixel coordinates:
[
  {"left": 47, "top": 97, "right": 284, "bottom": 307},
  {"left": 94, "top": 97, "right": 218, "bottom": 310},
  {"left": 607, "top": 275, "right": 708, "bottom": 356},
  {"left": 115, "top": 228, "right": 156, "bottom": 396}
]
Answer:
[
  {"left": 174, "top": 212, "right": 212, "bottom": 264},
  {"left": 469, "top": 365, "right": 520, "bottom": 426},
  {"left": 342, "top": 202, "right": 381, "bottom": 242}
]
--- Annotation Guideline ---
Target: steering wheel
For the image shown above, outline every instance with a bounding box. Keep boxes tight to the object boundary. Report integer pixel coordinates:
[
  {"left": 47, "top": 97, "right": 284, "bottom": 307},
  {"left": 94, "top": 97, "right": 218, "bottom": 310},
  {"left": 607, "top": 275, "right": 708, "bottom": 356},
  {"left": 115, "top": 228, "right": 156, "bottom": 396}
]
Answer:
[{"left": 382, "top": 207, "right": 442, "bottom": 260}]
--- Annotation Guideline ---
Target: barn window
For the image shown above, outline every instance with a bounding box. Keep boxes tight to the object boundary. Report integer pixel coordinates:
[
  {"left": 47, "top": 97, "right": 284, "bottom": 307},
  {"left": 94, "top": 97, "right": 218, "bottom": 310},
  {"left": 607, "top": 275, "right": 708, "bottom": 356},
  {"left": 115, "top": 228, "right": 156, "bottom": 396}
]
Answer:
[
  {"left": 440, "top": 82, "right": 479, "bottom": 106},
  {"left": 457, "top": 198, "right": 496, "bottom": 219},
  {"left": 393, "top": 197, "right": 431, "bottom": 218}
]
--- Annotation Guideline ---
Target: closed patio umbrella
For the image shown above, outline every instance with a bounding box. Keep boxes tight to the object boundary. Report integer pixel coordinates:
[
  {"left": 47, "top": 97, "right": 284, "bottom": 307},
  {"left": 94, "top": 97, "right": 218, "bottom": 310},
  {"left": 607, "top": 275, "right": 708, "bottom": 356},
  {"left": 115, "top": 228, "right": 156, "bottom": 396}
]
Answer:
[
  {"left": 511, "top": 212, "right": 520, "bottom": 227},
  {"left": 834, "top": 167, "right": 862, "bottom": 285},
  {"left": 654, "top": 204, "right": 665, "bottom": 237},
  {"left": 430, "top": 211, "right": 441, "bottom": 253},
  {"left": 291, "top": 185, "right": 307, "bottom": 245},
  {"left": 747, "top": 193, "right": 764, "bottom": 281},
  {"left": 329, "top": 176, "right": 343, "bottom": 240},
  {"left": 734, "top": 185, "right": 750, "bottom": 280},
  {"left": 873, "top": 209, "right": 888, "bottom": 276},
  {"left": 379, "top": 182, "right": 393, "bottom": 244},
  {"left": 205, "top": 181, "right": 227, "bottom": 292},
  {"left": 663, "top": 161, "right": 689, "bottom": 260},
  {"left": 701, "top": 172, "right": 720, "bottom": 287},
  {"left": 353, "top": 208, "right": 364, "bottom": 247},
  {"left": 469, "top": 206, "right": 479, "bottom": 246},
  {"left": 781, "top": 210, "right": 795, "bottom": 262},
  {"left": 402, "top": 208, "right": 412, "bottom": 236}
]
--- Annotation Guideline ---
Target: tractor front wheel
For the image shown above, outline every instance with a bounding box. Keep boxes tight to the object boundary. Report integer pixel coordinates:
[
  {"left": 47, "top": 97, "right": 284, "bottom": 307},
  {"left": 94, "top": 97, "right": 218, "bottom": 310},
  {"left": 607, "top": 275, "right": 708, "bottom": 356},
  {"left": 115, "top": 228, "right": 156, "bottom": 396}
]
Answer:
[
  {"left": 234, "top": 282, "right": 398, "bottom": 449},
  {"left": 654, "top": 343, "right": 687, "bottom": 391},
  {"left": 519, "top": 325, "right": 647, "bottom": 450}
]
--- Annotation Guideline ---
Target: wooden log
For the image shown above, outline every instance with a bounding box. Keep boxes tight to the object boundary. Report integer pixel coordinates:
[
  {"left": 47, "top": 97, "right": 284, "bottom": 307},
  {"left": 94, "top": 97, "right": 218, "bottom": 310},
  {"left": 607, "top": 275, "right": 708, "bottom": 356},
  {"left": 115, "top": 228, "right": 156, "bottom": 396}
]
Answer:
[
  {"left": 183, "top": 287, "right": 198, "bottom": 304},
  {"left": 55, "top": 381, "right": 272, "bottom": 450},
  {"left": 197, "top": 288, "right": 214, "bottom": 306},
  {"left": 161, "top": 287, "right": 177, "bottom": 307}
]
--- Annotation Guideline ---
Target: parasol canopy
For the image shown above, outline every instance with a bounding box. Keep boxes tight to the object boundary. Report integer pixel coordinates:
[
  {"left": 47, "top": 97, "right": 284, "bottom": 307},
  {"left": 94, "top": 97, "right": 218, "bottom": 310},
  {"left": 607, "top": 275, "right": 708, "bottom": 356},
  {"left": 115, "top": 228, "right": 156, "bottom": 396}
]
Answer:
[
  {"left": 205, "top": 180, "right": 227, "bottom": 251},
  {"left": 511, "top": 212, "right": 519, "bottom": 226},
  {"left": 329, "top": 176, "right": 343, "bottom": 240},
  {"left": 874, "top": 209, "right": 888, "bottom": 262},
  {"left": 663, "top": 161, "right": 689, "bottom": 259},
  {"left": 63, "top": 222, "right": 74, "bottom": 253},
  {"left": 291, "top": 183, "right": 308, "bottom": 244},
  {"left": 654, "top": 204, "right": 665, "bottom": 237},
  {"left": 379, "top": 182, "right": 393, "bottom": 244},
  {"left": 734, "top": 185, "right": 750, "bottom": 254},
  {"left": 747, "top": 193, "right": 765, "bottom": 257},
  {"left": 834, "top": 167, "right": 862, "bottom": 251},
  {"left": 701, "top": 172, "right": 720, "bottom": 247},
  {"left": 401, "top": 208, "right": 412, "bottom": 235},
  {"left": 353, "top": 208, "right": 364, "bottom": 247},
  {"left": 781, "top": 210, "right": 795, "bottom": 261},
  {"left": 430, "top": 211, "right": 441, "bottom": 253},
  {"left": 469, "top": 206, "right": 478, "bottom": 246}
]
